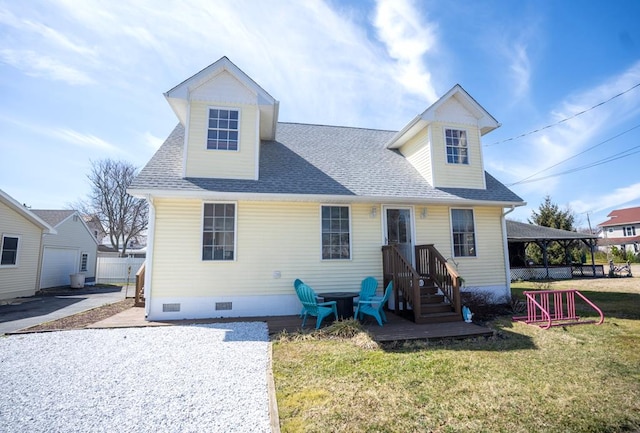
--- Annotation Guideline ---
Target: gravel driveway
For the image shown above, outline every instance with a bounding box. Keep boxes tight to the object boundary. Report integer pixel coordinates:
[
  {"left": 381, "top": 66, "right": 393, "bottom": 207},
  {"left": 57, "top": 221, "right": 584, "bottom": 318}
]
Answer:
[{"left": 0, "top": 323, "right": 272, "bottom": 432}]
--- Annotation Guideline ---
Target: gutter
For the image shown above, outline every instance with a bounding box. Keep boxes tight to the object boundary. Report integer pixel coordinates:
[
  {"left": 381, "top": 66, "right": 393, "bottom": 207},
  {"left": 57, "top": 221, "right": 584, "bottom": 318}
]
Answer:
[
  {"left": 127, "top": 188, "right": 527, "bottom": 208},
  {"left": 501, "top": 206, "right": 516, "bottom": 300},
  {"left": 143, "top": 195, "right": 156, "bottom": 318}
]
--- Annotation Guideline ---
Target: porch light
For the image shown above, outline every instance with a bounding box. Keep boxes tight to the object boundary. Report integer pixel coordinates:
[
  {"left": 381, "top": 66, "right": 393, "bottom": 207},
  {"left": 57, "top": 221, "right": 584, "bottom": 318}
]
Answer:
[
  {"left": 420, "top": 208, "right": 427, "bottom": 219},
  {"left": 370, "top": 207, "right": 377, "bottom": 218}
]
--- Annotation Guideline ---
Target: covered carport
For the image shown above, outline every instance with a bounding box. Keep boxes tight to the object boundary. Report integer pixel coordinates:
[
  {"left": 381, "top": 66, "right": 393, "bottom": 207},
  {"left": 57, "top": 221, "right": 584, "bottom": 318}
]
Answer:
[{"left": 506, "top": 220, "right": 602, "bottom": 280}]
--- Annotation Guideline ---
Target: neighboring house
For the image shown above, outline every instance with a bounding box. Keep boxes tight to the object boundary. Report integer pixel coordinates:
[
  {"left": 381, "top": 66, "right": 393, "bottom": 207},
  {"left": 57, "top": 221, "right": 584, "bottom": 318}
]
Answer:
[
  {"left": 597, "top": 206, "right": 640, "bottom": 255},
  {"left": 83, "top": 214, "right": 107, "bottom": 245},
  {"left": 0, "top": 189, "right": 55, "bottom": 300},
  {"left": 128, "top": 56, "right": 525, "bottom": 321},
  {"left": 31, "top": 210, "right": 99, "bottom": 288}
]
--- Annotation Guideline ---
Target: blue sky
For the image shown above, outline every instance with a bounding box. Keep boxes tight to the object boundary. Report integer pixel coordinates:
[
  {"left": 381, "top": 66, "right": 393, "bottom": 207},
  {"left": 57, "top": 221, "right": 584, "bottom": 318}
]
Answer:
[{"left": 1, "top": 0, "right": 639, "bottom": 229}]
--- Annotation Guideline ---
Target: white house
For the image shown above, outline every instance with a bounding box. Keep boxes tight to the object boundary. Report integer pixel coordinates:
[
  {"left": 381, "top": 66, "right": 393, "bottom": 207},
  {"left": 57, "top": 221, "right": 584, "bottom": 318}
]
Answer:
[
  {"left": 0, "top": 189, "right": 55, "bottom": 299},
  {"left": 128, "top": 57, "right": 525, "bottom": 322},
  {"left": 31, "top": 210, "right": 99, "bottom": 288},
  {"left": 597, "top": 206, "right": 640, "bottom": 255}
]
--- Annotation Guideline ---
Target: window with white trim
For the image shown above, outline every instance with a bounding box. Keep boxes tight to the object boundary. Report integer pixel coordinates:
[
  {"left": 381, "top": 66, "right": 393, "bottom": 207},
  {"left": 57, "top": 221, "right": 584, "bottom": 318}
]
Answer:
[
  {"left": 80, "top": 253, "right": 89, "bottom": 272},
  {"left": 445, "top": 128, "right": 469, "bottom": 164},
  {"left": 207, "top": 108, "right": 239, "bottom": 150},
  {"left": 203, "top": 203, "right": 236, "bottom": 261},
  {"left": 451, "top": 209, "right": 476, "bottom": 257},
  {"left": 321, "top": 206, "right": 350, "bottom": 260},
  {"left": 1, "top": 234, "right": 19, "bottom": 266},
  {"left": 624, "top": 226, "right": 636, "bottom": 236}
]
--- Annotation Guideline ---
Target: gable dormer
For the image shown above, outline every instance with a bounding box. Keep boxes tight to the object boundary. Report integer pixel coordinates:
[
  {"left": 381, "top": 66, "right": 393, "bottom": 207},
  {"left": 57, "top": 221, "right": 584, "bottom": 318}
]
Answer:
[
  {"left": 164, "top": 57, "right": 279, "bottom": 180},
  {"left": 386, "top": 84, "right": 499, "bottom": 189}
]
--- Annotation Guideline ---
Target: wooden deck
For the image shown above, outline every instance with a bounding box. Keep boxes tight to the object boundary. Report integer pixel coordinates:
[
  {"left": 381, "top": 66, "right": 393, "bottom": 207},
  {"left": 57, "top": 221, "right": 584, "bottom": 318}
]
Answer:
[
  {"left": 90, "top": 307, "right": 494, "bottom": 342},
  {"left": 261, "top": 312, "right": 494, "bottom": 342}
]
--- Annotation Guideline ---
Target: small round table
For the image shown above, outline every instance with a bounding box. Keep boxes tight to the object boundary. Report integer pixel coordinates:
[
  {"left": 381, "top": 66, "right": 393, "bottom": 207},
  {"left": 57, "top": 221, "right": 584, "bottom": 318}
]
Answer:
[{"left": 321, "top": 292, "right": 359, "bottom": 319}]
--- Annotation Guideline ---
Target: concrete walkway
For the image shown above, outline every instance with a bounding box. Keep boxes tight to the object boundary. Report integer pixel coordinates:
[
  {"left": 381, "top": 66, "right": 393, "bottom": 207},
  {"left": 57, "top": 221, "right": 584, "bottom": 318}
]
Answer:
[{"left": 0, "top": 285, "right": 129, "bottom": 335}]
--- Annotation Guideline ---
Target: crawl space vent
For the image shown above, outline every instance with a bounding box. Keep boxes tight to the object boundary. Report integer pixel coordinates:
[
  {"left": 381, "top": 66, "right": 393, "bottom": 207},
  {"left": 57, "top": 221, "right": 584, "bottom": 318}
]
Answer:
[
  {"left": 162, "top": 303, "right": 181, "bottom": 312},
  {"left": 216, "top": 302, "right": 232, "bottom": 311}
]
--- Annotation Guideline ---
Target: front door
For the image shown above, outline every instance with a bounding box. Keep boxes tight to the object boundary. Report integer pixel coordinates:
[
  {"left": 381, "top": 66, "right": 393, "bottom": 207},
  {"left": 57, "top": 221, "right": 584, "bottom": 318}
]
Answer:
[{"left": 385, "top": 208, "right": 413, "bottom": 264}]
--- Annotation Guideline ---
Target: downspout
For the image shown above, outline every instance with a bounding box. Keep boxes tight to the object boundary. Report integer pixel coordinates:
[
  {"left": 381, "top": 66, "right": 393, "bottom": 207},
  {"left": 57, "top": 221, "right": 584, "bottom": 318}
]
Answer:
[
  {"left": 144, "top": 195, "right": 156, "bottom": 318},
  {"left": 501, "top": 206, "right": 515, "bottom": 301}
]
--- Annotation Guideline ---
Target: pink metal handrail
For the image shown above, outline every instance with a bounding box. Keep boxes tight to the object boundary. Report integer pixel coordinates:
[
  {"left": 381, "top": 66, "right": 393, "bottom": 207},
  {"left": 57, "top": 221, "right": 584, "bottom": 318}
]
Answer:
[{"left": 513, "top": 289, "right": 604, "bottom": 330}]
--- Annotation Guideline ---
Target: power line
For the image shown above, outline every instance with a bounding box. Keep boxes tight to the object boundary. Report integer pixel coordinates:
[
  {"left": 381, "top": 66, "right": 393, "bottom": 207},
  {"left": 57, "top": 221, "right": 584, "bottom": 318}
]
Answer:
[
  {"left": 507, "top": 145, "right": 640, "bottom": 186},
  {"left": 506, "top": 122, "right": 640, "bottom": 186},
  {"left": 486, "top": 82, "right": 640, "bottom": 146}
]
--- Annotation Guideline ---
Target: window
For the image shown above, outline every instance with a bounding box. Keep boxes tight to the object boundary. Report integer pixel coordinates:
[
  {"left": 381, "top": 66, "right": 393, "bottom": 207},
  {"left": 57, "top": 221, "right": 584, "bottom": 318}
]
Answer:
[
  {"left": 207, "top": 108, "right": 239, "bottom": 150},
  {"left": 203, "top": 203, "right": 236, "bottom": 261},
  {"left": 80, "top": 253, "right": 88, "bottom": 272},
  {"left": 445, "top": 128, "right": 469, "bottom": 164},
  {"left": 1, "top": 235, "right": 19, "bottom": 266},
  {"left": 451, "top": 209, "right": 476, "bottom": 257},
  {"left": 624, "top": 226, "right": 636, "bottom": 237},
  {"left": 321, "top": 206, "right": 350, "bottom": 260}
]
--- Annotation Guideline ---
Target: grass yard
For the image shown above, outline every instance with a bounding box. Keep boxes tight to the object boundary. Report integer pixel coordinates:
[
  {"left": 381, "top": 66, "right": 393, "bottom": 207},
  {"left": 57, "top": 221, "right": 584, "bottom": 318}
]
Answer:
[{"left": 272, "top": 276, "right": 640, "bottom": 433}]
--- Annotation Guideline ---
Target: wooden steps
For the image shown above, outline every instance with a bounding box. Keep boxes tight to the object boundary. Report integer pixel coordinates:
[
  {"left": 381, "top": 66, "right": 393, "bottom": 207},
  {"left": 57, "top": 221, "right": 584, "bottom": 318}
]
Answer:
[{"left": 415, "top": 280, "right": 461, "bottom": 324}]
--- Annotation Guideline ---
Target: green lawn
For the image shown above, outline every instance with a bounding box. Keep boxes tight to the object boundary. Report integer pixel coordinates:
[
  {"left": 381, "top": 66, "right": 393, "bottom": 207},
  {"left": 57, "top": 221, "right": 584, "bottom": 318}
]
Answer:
[{"left": 272, "top": 278, "right": 640, "bottom": 433}]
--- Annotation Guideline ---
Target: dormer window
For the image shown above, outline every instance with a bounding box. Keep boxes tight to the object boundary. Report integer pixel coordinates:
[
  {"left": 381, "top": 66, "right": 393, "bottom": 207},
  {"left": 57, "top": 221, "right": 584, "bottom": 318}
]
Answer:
[
  {"left": 445, "top": 128, "right": 468, "bottom": 164},
  {"left": 207, "top": 108, "right": 239, "bottom": 150}
]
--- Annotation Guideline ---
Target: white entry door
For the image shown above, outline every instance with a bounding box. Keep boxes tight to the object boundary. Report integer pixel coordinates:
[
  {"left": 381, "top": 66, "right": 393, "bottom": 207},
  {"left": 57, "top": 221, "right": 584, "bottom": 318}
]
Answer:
[
  {"left": 40, "top": 247, "right": 79, "bottom": 288},
  {"left": 384, "top": 208, "right": 414, "bottom": 264}
]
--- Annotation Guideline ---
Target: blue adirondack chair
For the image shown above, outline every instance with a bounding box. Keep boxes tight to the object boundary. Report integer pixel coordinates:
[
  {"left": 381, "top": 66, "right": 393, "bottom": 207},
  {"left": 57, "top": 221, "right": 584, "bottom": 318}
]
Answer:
[
  {"left": 355, "top": 281, "right": 393, "bottom": 326},
  {"left": 358, "top": 276, "right": 379, "bottom": 303},
  {"left": 295, "top": 283, "right": 338, "bottom": 329},
  {"left": 294, "top": 279, "right": 332, "bottom": 317}
]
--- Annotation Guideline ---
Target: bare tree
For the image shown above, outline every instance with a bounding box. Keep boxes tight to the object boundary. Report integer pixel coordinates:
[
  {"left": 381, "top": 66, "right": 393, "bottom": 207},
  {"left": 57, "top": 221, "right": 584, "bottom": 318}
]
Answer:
[{"left": 82, "top": 159, "right": 148, "bottom": 257}]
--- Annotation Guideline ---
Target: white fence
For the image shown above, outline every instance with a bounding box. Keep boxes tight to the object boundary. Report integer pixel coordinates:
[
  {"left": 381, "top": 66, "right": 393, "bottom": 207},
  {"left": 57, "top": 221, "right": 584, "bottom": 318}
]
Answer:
[{"left": 96, "top": 257, "right": 146, "bottom": 284}]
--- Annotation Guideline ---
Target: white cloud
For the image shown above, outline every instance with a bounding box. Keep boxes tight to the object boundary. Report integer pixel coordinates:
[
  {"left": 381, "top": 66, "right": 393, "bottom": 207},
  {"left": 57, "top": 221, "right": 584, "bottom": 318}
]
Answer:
[
  {"left": 509, "top": 43, "right": 531, "bottom": 100},
  {"left": 50, "top": 128, "right": 121, "bottom": 152},
  {"left": 500, "top": 60, "right": 640, "bottom": 190},
  {"left": 0, "top": 49, "right": 94, "bottom": 85},
  {"left": 373, "top": 0, "right": 438, "bottom": 102},
  {"left": 141, "top": 132, "right": 164, "bottom": 150},
  {"left": 571, "top": 182, "right": 640, "bottom": 214}
]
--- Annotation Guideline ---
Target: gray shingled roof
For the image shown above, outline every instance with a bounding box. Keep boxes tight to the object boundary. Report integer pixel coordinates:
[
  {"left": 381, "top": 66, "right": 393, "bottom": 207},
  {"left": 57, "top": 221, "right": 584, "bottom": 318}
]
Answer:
[
  {"left": 130, "top": 122, "right": 524, "bottom": 204},
  {"left": 506, "top": 220, "right": 597, "bottom": 241},
  {"left": 31, "top": 209, "right": 76, "bottom": 227}
]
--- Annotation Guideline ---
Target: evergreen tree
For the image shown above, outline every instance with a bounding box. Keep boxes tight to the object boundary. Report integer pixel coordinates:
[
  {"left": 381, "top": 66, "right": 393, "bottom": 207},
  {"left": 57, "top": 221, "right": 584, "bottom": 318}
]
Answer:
[{"left": 527, "top": 196, "right": 578, "bottom": 265}]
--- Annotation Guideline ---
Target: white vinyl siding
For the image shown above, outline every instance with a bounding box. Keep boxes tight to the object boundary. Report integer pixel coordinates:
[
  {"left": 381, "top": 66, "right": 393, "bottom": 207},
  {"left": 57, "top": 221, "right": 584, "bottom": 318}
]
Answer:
[
  {"left": 0, "top": 202, "right": 44, "bottom": 299},
  {"left": 430, "top": 122, "right": 486, "bottom": 189},
  {"left": 184, "top": 101, "right": 258, "bottom": 179},
  {"left": 414, "top": 205, "right": 507, "bottom": 287},
  {"left": 149, "top": 199, "right": 384, "bottom": 299},
  {"left": 399, "top": 127, "right": 433, "bottom": 184}
]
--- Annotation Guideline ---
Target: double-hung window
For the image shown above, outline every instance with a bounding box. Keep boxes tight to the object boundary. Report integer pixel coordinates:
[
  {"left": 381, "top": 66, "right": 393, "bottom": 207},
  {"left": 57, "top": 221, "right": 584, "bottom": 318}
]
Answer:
[
  {"left": 451, "top": 209, "right": 476, "bottom": 257},
  {"left": 321, "top": 206, "right": 351, "bottom": 260},
  {"left": 445, "top": 128, "right": 469, "bottom": 164},
  {"left": 207, "top": 108, "right": 239, "bottom": 151},
  {"left": 1, "top": 234, "right": 19, "bottom": 266},
  {"left": 203, "top": 203, "right": 236, "bottom": 261},
  {"left": 624, "top": 226, "right": 636, "bottom": 237}
]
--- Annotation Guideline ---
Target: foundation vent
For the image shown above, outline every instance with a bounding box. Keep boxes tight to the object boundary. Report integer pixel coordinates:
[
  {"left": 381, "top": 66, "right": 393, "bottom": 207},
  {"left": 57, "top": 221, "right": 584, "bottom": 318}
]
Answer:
[
  {"left": 216, "top": 302, "right": 232, "bottom": 311},
  {"left": 162, "top": 303, "right": 181, "bottom": 312}
]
